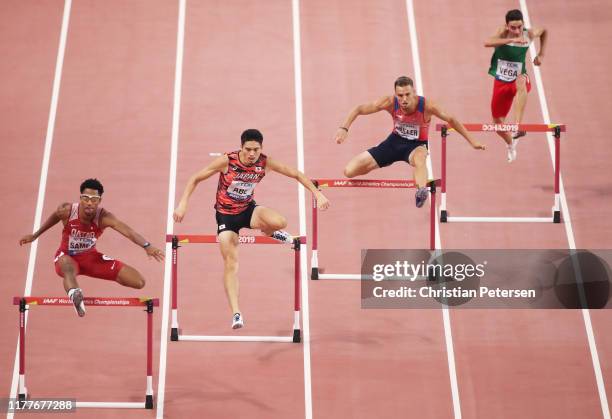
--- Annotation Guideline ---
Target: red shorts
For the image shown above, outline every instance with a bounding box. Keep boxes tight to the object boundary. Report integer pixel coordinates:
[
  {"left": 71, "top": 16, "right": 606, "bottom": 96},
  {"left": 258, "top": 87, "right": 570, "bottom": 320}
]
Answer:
[
  {"left": 491, "top": 75, "right": 531, "bottom": 119},
  {"left": 54, "top": 249, "right": 124, "bottom": 281}
]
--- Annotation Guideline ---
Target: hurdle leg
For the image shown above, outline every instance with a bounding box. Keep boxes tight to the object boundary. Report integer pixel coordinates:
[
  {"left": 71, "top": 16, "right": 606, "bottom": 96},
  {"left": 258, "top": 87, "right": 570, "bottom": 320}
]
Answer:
[
  {"left": 293, "top": 239, "right": 302, "bottom": 342},
  {"left": 18, "top": 298, "right": 27, "bottom": 401},
  {"left": 310, "top": 191, "right": 319, "bottom": 280},
  {"left": 553, "top": 127, "right": 561, "bottom": 223},
  {"left": 171, "top": 236, "right": 180, "bottom": 341},
  {"left": 429, "top": 181, "right": 437, "bottom": 251},
  {"left": 440, "top": 127, "right": 448, "bottom": 222},
  {"left": 145, "top": 300, "right": 154, "bottom": 409}
]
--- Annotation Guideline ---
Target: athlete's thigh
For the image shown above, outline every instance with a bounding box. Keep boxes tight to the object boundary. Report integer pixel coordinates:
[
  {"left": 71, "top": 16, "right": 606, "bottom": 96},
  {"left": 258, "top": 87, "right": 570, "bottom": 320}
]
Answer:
[
  {"left": 249, "top": 205, "right": 285, "bottom": 230},
  {"left": 408, "top": 144, "right": 429, "bottom": 166}
]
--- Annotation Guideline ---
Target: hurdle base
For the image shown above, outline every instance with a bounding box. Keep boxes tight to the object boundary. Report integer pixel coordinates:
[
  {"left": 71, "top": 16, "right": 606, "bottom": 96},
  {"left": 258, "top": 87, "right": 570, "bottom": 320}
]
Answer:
[
  {"left": 145, "top": 395, "right": 154, "bottom": 409},
  {"left": 553, "top": 210, "right": 561, "bottom": 223},
  {"left": 178, "top": 334, "right": 295, "bottom": 343},
  {"left": 440, "top": 210, "right": 448, "bottom": 223},
  {"left": 75, "top": 401, "right": 147, "bottom": 409},
  {"left": 18, "top": 393, "right": 27, "bottom": 402},
  {"left": 293, "top": 329, "right": 301, "bottom": 343},
  {"left": 311, "top": 267, "right": 319, "bottom": 280},
  {"left": 445, "top": 216, "right": 554, "bottom": 223},
  {"left": 170, "top": 327, "right": 179, "bottom": 341}
]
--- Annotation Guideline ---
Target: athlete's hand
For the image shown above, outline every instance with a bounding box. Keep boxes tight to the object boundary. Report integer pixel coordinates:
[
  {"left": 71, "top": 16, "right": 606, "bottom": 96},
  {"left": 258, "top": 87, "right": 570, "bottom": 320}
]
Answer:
[
  {"left": 472, "top": 141, "right": 486, "bottom": 150},
  {"left": 533, "top": 54, "right": 544, "bottom": 66},
  {"left": 145, "top": 245, "right": 165, "bottom": 262},
  {"left": 316, "top": 192, "right": 330, "bottom": 210},
  {"left": 19, "top": 234, "right": 36, "bottom": 246},
  {"left": 173, "top": 204, "right": 187, "bottom": 223},
  {"left": 335, "top": 128, "right": 348, "bottom": 144}
]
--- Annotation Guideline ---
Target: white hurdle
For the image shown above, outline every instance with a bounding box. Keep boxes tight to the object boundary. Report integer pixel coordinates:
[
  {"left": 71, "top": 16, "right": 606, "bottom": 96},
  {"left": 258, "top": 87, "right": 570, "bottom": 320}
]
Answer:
[
  {"left": 310, "top": 178, "right": 438, "bottom": 280},
  {"left": 167, "top": 234, "right": 304, "bottom": 343},
  {"left": 437, "top": 123, "right": 566, "bottom": 223}
]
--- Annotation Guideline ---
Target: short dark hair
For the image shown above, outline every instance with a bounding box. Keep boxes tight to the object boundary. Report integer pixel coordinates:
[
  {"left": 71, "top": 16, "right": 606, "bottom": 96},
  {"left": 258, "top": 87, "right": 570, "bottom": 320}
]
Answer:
[
  {"left": 394, "top": 76, "right": 414, "bottom": 89},
  {"left": 240, "top": 129, "right": 263, "bottom": 146},
  {"left": 80, "top": 178, "right": 104, "bottom": 195},
  {"left": 505, "top": 9, "right": 523, "bottom": 23}
]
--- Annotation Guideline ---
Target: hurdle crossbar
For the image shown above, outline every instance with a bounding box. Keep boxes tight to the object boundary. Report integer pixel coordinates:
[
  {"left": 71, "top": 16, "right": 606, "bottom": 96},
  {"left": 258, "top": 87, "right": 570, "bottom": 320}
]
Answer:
[
  {"left": 13, "top": 296, "right": 158, "bottom": 410},
  {"left": 311, "top": 179, "right": 439, "bottom": 280},
  {"left": 167, "top": 234, "right": 305, "bottom": 343},
  {"left": 436, "top": 123, "right": 565, "bottom": 224}
]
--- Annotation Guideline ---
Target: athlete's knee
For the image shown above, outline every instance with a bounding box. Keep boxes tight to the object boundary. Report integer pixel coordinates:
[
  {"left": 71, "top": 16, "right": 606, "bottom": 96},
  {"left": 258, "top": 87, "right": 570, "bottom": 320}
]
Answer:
[
  {"left": 132, "top": 276, "right": 146, "bottom": 289},
  {"left": 343, "top": 165, "right": 356, "bottom": 178},
  {"left": 516, "top": 76, "right": 527, "bottom": 92},
  {"left": 272, "top": 215, "right": 287, "bottom": 230},
  {"left": 60, "top": 260, "right": 75, "bottom": 276}
]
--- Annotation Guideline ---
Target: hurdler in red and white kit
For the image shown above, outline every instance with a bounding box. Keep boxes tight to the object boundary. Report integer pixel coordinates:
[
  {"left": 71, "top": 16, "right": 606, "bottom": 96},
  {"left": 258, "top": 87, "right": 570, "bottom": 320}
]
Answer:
[{"left": 19, "top": 178, "right": 164, "bottom": 317}]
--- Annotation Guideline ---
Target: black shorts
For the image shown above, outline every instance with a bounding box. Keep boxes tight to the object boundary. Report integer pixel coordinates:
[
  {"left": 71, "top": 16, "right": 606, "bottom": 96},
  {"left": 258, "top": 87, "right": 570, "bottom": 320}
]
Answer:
[
  {"left": 216, "top": 201, "right": 257, "bottom": 235},
  {"left": 367, "top": 132, "right": 428, "bottom": 168}
]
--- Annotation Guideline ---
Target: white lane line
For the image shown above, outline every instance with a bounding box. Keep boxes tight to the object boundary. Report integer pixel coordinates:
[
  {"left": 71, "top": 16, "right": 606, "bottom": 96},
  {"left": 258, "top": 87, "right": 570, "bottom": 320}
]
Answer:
[
  {"left": 406, "top": 1, "right": 462, "bottom": 418},
  {"left": 7, "top": 2, "right": 73, "bottom": 418},
  {"left": 291, "top": 0, "right": 313, "bottom": 417},
  {"left": 155, "top": 0, "right": 186, "bottom": 417},
  {"left": 291, "top": 1, "right": 313, "bottom": 417},
  {"left": 520, "top": 1, "right": 610, "bottom": 418}
]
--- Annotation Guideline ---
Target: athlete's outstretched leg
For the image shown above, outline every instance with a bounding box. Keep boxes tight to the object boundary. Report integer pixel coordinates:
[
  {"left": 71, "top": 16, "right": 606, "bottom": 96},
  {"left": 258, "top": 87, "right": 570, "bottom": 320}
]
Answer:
[
  {"left": 408, "top": 145, "right": 428, "bottom": 188},
  {"left": 57, "top": 255, "right": 79, "bottom": 292},
  {"left": 493, "top": 116, "right": 513, "bottom": 145},
  {"left": 56, "top": 255, "right": 85, "bottom": 317},
  {"left": 513, "top": 75, "right": 528, "bottom": 126},
  {"left": 409, "top": 146, "right": 429, "bottom": 208},
  {"left": 116, "top": 264, "right": 146, "bottom": 289},
  {"left": 218, "top": 231, "right": 241, "bottom": 317},
  {"left": 343, "top": 151, "right": 380, "bottom": 178}
]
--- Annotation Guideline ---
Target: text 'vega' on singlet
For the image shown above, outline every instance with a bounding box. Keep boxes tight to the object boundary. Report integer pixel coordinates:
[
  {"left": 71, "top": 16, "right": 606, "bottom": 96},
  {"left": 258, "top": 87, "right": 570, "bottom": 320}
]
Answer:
[{"left": 488, "top": 28, "right": 531, "bottom": 82}]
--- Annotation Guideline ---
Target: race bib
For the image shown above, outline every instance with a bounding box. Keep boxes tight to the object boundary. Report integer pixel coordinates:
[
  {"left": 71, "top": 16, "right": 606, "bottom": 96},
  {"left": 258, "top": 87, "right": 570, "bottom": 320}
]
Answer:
[
  {"left": 496, "top": 59, "right": 521, "bottom": 82},
  {"left": 395, "top": 122, "right": 420, "bottom": 140},
  {"left": 227, "top": 181, "right": 256, "bottom": 201},
  {"left": 68, "top": 235, "right": 97, "bottom": 255}
]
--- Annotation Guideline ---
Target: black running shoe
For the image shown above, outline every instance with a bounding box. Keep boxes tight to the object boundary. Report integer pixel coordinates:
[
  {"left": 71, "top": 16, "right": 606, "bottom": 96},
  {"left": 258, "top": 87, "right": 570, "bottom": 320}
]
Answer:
[{"left": 415, "top": 187, "right": 429, "bottom": 208}]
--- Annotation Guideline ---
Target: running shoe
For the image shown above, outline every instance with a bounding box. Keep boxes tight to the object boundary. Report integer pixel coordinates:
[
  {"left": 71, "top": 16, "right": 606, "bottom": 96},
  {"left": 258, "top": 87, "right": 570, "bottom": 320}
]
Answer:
[
  {"left": 512, "top": 130, "right": 526, "bottom": 140},
  {"left": 415, "top": 187, "right": 429, "bottom": 208},
  {"left": 232, "top": 312, "right": 244, "bottom": 329},
  {"left": 69, "top": 288, "right": 86, "bottom": 317},
  {"left": 270, "top": 230, "right": 293, "bottom": 244}
]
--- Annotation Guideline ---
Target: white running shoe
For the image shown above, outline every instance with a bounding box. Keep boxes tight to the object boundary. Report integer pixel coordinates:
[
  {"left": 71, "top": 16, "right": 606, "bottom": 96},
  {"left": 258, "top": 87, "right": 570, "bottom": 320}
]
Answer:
[
  {"left": 270, "top": 230, "right": 293, "bottom": 244},
  {"left": 232, "top": 313, "right": 244, "bottom": 329},
  {"left": 69, "top": 288, "right": 86, "bottom": 317}
]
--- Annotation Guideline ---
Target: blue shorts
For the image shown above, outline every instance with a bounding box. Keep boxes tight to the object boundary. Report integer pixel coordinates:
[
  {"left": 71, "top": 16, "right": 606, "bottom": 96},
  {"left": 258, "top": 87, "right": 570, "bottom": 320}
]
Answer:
[{"left": 368, "top": 132, "right": 428, "bottom": 168}]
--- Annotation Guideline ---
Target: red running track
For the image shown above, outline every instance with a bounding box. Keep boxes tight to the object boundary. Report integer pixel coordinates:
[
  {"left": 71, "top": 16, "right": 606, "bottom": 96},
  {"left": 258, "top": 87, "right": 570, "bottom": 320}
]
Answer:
[{"left": 1, "top": 1, "right": 611, "bottom": 418}]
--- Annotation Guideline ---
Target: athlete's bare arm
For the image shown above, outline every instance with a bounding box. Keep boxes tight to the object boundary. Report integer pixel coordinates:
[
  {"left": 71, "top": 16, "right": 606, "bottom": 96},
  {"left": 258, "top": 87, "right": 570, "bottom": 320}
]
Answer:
[
  {"left": 335, "top": 95, "right": 394, "bottom": 144},
  {"left": 19, "top": 203, "right": 71, "bottom": 246},
  {"left": 100, "top": 211, "right": 164, "bottom": 262},
  {"left": 426, "top": 101, "right": 485, "bottom": 150},
  {"left": 173, "top": 155, "right": 229, "bottom": 222},
  {"left": 484, "top": 27, "right": 528, "bottom": 47},
  {"left": 528, "top": 27, "right": 547, "bottom": 65},
  {"left": 266, "top": 158, "right": 330, "bottom": 210}
]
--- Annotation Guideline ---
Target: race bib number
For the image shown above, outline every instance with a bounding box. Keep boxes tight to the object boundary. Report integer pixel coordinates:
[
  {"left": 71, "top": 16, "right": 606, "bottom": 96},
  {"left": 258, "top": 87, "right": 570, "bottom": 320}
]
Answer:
[
  {"left": 496, "top": 59, "right": 521, "bottom": 82},
  {"left": 68, "top": 236, "right": 97, "bottom": 255},
  {"left": 227, "top": 181, "right": 256, "bottom": 201},
  {"left": 395, "top": 123, "right": 420, "bottom": 140}
]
